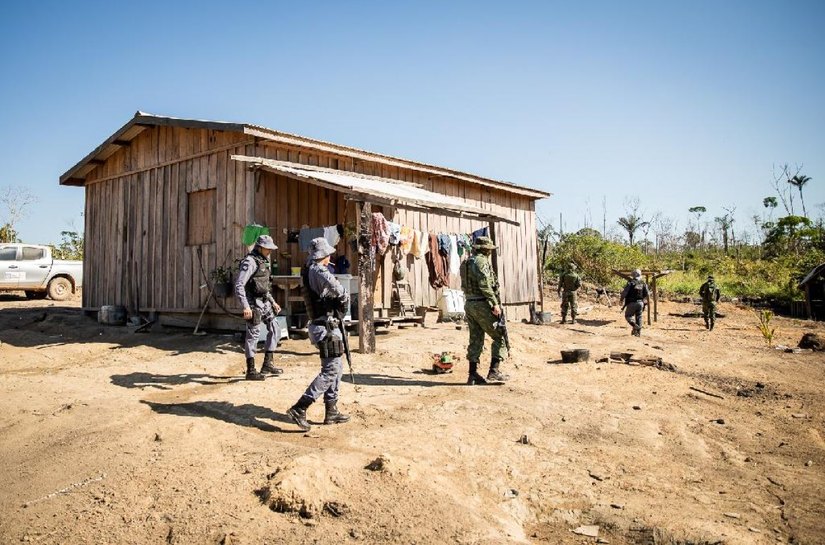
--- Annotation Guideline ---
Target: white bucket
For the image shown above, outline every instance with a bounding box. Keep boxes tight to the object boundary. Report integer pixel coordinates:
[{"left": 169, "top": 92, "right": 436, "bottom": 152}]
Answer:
[{"left": 438, "top": 289, "right": 465, "bottom": 320}]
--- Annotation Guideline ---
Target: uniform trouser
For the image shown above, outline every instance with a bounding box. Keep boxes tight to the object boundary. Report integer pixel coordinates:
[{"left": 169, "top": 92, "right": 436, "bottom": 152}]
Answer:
[
  {"left": 465, "top": 300, "right": 508, "bottom": 363},
  {"left": 303, "top": 323, "right": 344, "bottom": 403},
  {"left": 624, "top": 301, "right": 644, "bottom": 330},
  {"left": 702, "top": 301, "right": 716, "bottom": 323},
  {"left": 244, "top": 299, "right": 280, "bottom": 359},
  {"left": 561, "top": 291, "right": 578, "bottom": 319}
]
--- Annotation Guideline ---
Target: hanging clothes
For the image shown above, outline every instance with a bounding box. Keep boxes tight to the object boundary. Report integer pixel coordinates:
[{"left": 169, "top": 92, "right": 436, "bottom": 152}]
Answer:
[
  {"left": 456, "top": 234, "right": 473, "bottom": 257},
  {"left": 426, "top": 233, "right": 449, "bottom": 289},
  {"left": 371, "top": 212, "right": 390, "bottom": 256},
  {"left": 437, "top": 234, "right": 451, "bottom": 254},
  {"left": 448, "top": 234, "right": 461, "bottom": 276}
]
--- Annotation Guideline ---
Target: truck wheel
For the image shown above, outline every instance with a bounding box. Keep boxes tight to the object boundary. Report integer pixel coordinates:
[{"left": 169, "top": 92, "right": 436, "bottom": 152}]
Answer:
[
  {"left": 25, "top": 290, "right": 48, "bottom": 300},
  {"left": 47, "top": 277, "right": 72, "bottom": 301}
]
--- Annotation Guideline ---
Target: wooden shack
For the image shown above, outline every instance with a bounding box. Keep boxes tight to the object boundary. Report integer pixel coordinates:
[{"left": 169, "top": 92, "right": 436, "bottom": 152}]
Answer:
[
  {"left": 59, "top": 112, "right": 549, "bottom": 341},
  {"left": 799, "top": 263, "right": 825, "bottom": 320}
]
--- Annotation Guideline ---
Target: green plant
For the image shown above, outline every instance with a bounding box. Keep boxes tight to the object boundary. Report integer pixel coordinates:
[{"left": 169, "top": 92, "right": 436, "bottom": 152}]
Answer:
[
  {"left": 210, "top": 265, "right": 234, "bottom": 284},
  {"left": 756, "top": 310, "right": 776, "bottom": 347}
]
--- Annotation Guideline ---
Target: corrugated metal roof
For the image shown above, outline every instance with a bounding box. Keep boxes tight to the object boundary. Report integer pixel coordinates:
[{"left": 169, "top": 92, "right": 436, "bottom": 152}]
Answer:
[
  {"left": 59, "top": 112, "right": 551, "bottom": 200},
  {"left": 232, "top": 155, "right": 519, "bottom": 225}
]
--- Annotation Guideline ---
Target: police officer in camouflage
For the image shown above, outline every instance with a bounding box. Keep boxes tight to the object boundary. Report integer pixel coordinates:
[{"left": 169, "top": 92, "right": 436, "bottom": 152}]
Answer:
[
  {"left": 235, "top": 235, "right": 283, "bottom": 381},
  {"left": 558, "top": 262, "right": 582, "bottom": 324},
  {"left": 459, "top": 236, "right": 509, "bottom": 385},
  {"left": 699, "top": 274, "right": 721, "bottom": 330},
  {"left": 287, "top": 238, "right": 351, "bottom": 431}
]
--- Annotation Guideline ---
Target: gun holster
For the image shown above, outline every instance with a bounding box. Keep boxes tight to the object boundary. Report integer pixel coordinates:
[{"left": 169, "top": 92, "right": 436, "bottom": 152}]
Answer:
[{"left": 251, "top": 308, "right": 263, "bottom": 326}]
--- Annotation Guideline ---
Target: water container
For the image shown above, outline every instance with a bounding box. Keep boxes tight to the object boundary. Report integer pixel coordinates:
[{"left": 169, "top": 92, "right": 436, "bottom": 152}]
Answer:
[{"left": 438, "top": 289, "right": 465, "bottom": 321}]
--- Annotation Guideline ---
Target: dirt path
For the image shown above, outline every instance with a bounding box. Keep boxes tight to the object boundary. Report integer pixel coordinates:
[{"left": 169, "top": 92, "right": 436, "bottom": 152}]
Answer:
[{"left": 0, "top": 292, "right": 823, "bottom": 544}]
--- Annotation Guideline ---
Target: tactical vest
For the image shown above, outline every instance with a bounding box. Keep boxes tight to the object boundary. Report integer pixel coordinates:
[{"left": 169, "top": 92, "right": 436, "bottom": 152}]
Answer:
[
  {"left": 561, "top": 272, "right": 580, "bottom": 292},
  {"left": 701, "top": 282, "right": 717, "bottom": 303},
  {"left": 625, "top": 279, "right": 646, "bottom": 303},
  {"left": 460, "top": 255, "right": 494, "bottom": 299},
  {"left": 244, "top": 252, "right": 271, "bottom": 301},
  {"left": 302, "top": 262, "right": 341, "bottom": 320}
]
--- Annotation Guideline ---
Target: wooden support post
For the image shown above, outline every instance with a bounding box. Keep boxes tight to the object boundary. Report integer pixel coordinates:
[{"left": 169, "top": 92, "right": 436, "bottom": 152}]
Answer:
[
  {"left": 652, "top": 275, "right": 658, "bottom": 322},
  {"left": 357, "top": 202, "right": 376, "bottom": 353},
  {"left": 646, "top": 273, "right": 652, "bottom": 326}
]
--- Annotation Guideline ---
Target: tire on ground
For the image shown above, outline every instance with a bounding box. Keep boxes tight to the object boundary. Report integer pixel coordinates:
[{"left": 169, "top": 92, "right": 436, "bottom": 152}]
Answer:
[{"left": 47, "top": 277, "right": 72, "bottom": 301}]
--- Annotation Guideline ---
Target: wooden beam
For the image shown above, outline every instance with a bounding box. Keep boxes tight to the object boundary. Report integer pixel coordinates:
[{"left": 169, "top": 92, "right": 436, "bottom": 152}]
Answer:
[
  {"left": 357, "top": 201, "right": 376, "bottom": 353},
  {"left": 113, "top": 139, "right": 132, "bottom": 147}
]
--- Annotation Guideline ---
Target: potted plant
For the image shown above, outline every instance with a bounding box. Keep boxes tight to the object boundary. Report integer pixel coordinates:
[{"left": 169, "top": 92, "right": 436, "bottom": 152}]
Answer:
[{"left": 210, "top": 266, "right": 234, "bottom": 298}]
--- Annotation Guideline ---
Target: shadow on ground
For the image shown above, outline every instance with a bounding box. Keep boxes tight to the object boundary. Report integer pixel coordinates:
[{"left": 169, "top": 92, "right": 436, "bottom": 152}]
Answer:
[
  {"left": 111, "top": 372, "right": 246, "bottom": 390},
  {"left": 140, "top": 400, "right": 303, "bottom": 433}
]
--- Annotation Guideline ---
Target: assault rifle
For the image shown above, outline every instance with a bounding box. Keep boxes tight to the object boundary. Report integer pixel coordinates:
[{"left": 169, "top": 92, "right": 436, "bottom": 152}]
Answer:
[{"left": 334, "top": 308, "right": 356, "bottom": 388}]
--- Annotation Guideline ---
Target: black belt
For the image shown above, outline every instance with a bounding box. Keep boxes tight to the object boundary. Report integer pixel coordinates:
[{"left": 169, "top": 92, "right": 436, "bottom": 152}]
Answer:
[{"left": 466, "top": 297, "right": 486, "bottom": 302}]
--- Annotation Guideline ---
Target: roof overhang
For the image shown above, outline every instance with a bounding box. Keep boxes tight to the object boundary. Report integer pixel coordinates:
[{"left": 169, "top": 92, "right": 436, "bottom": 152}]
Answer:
[
  {"left": 59, "top": 112, "right": 551, "bottom": 201},
  {"left": 232, "top": 155, "right": 520, "bottom": 226}
]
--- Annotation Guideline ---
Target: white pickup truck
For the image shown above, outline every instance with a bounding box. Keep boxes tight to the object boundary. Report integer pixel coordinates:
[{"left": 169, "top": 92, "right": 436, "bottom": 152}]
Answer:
[{"left": 0, "top": 243, "right": 83, "bottom": 301}]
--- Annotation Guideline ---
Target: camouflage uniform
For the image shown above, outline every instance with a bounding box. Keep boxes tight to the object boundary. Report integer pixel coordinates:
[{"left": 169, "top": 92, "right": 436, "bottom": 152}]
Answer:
[
  {"left": 699, "top": 275, "right": 720, "bottom": 330},
  {"left": 558, "top": 263, "right": 582, "bottom": 324},
  {"left": 459, "top": 236, "right": 508, "bottom": 385}
]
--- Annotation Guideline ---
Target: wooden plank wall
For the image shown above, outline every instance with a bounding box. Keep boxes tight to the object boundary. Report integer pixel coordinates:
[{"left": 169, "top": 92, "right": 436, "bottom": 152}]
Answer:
[{"left": 81, "top": 126, "right": 541, "bottom": 321}]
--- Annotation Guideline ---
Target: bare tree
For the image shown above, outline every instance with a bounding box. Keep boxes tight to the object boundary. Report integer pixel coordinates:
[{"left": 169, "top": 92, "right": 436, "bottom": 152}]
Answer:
[
  {"left": 0, "top": 186, "right": 37, "bottom": 241},
  {"left": 714, "top": 206, "right": 736, "bottom": 254},
  {"left": 771, "top": 163, "right": 802, "bottom": 215}
]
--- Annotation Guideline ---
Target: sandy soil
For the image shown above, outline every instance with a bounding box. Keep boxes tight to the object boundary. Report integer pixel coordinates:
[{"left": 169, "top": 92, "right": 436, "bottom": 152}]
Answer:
[{"left": 0, "top": 290, "right": 823, "bottom": 545}]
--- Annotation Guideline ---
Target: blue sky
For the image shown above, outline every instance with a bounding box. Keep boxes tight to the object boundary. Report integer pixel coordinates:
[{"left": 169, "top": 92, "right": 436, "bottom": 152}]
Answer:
[{"left": 1, "top": 0, "right": 823, "bottom": 244}]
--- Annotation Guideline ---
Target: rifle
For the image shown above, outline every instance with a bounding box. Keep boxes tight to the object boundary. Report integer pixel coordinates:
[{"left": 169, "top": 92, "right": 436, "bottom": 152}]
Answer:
[
  {"left": 492, "top": 283, "right": 517, "bottom": 368},
  {"left": 334, "top": 309, "right": 357, "bottom": 390}
]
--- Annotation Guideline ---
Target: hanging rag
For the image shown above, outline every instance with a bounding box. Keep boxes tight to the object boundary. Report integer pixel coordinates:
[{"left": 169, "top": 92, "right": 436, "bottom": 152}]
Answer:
[
  {"left": 386, "top": 221, "right": 402, "bottom": 246},
  {"left": 371, "top": 212, "right": 390, "bottom": 256},
  {"left": 426, "top": 233, "right": 449, "bottom": 289},
  {"left": 457, "top": 234, "right": 473, "bottom": 257},
  {"left": 448, "top": 234, "right": 461, "bottom": 276},
  {"left": 409, "top": 229, "right": 423, "bottom": 258},
  {"left": 398, "top": 226, "right": 414, "bottom": 256},
  {"left": 323, "top": 225, "right": 341, "bottom": 248},
  {"left": 471, "top": 226, "right": 490, "bottom": 241},
  {"left": 437, "top": 234, "right": 451, "bottom": 254},
  {"left": 299, "top": 226, "right": 326, "bottom": 252}
]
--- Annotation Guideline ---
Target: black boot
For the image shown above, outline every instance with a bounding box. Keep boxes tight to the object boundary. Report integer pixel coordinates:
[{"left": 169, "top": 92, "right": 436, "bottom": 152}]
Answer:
[
  {"left": 287, "top": 396, "right": 313, "bottom": 431},
  {"left": 709, "top": 319, "right": 715, "bottom": 331},
  {"left": 561, "top": 316, "right": 567, "bottom": 324},
  {"left": 704, "top": 317, "right": 709, "bottom": 330},
  {"left": 486, "top": 358, "right": 509, "bottom": 384},
  {"left": 570, "top": 315, "right": 577, "bottom": 325},
  {"left": 245, "top": 357, "right": 265, "bottom": 381},
  {"left": 260, "top": 351, "right": 283, "bottom": 375},
  {"left": 467, "top": 361, "right": 487, "bottom": 385},
  {"left": 323, "top": 400, "right": 350, "bottom": 424}
]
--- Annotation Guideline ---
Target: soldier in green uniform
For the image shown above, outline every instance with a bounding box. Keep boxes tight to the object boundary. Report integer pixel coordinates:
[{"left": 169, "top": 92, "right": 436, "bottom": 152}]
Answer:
[
  {"left": 699, "top": 274, "right": 721, "bottom": 330},
  {"left": 459, "top": 236, "right": 509, "bottom": 385},
  {"left": 557, "top": 262, "right": 582, "bottom": 324}
]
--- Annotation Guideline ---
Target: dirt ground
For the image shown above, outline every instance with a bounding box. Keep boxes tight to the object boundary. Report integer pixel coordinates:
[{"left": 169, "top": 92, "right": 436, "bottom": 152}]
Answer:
[{"left": 0, "top": 290, "right": 823, "bottom": 545}]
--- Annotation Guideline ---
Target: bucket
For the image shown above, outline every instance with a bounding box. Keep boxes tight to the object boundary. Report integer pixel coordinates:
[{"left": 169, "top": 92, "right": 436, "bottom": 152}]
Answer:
[
  {"left": 539, "top": 311, "right": 553, "bottom": 324},
  {"left": 560, "top": 348, "right": 590, "bottom": 363},
  {"left": 98, "top": 305, "right": 127, "bottom": 326}
]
